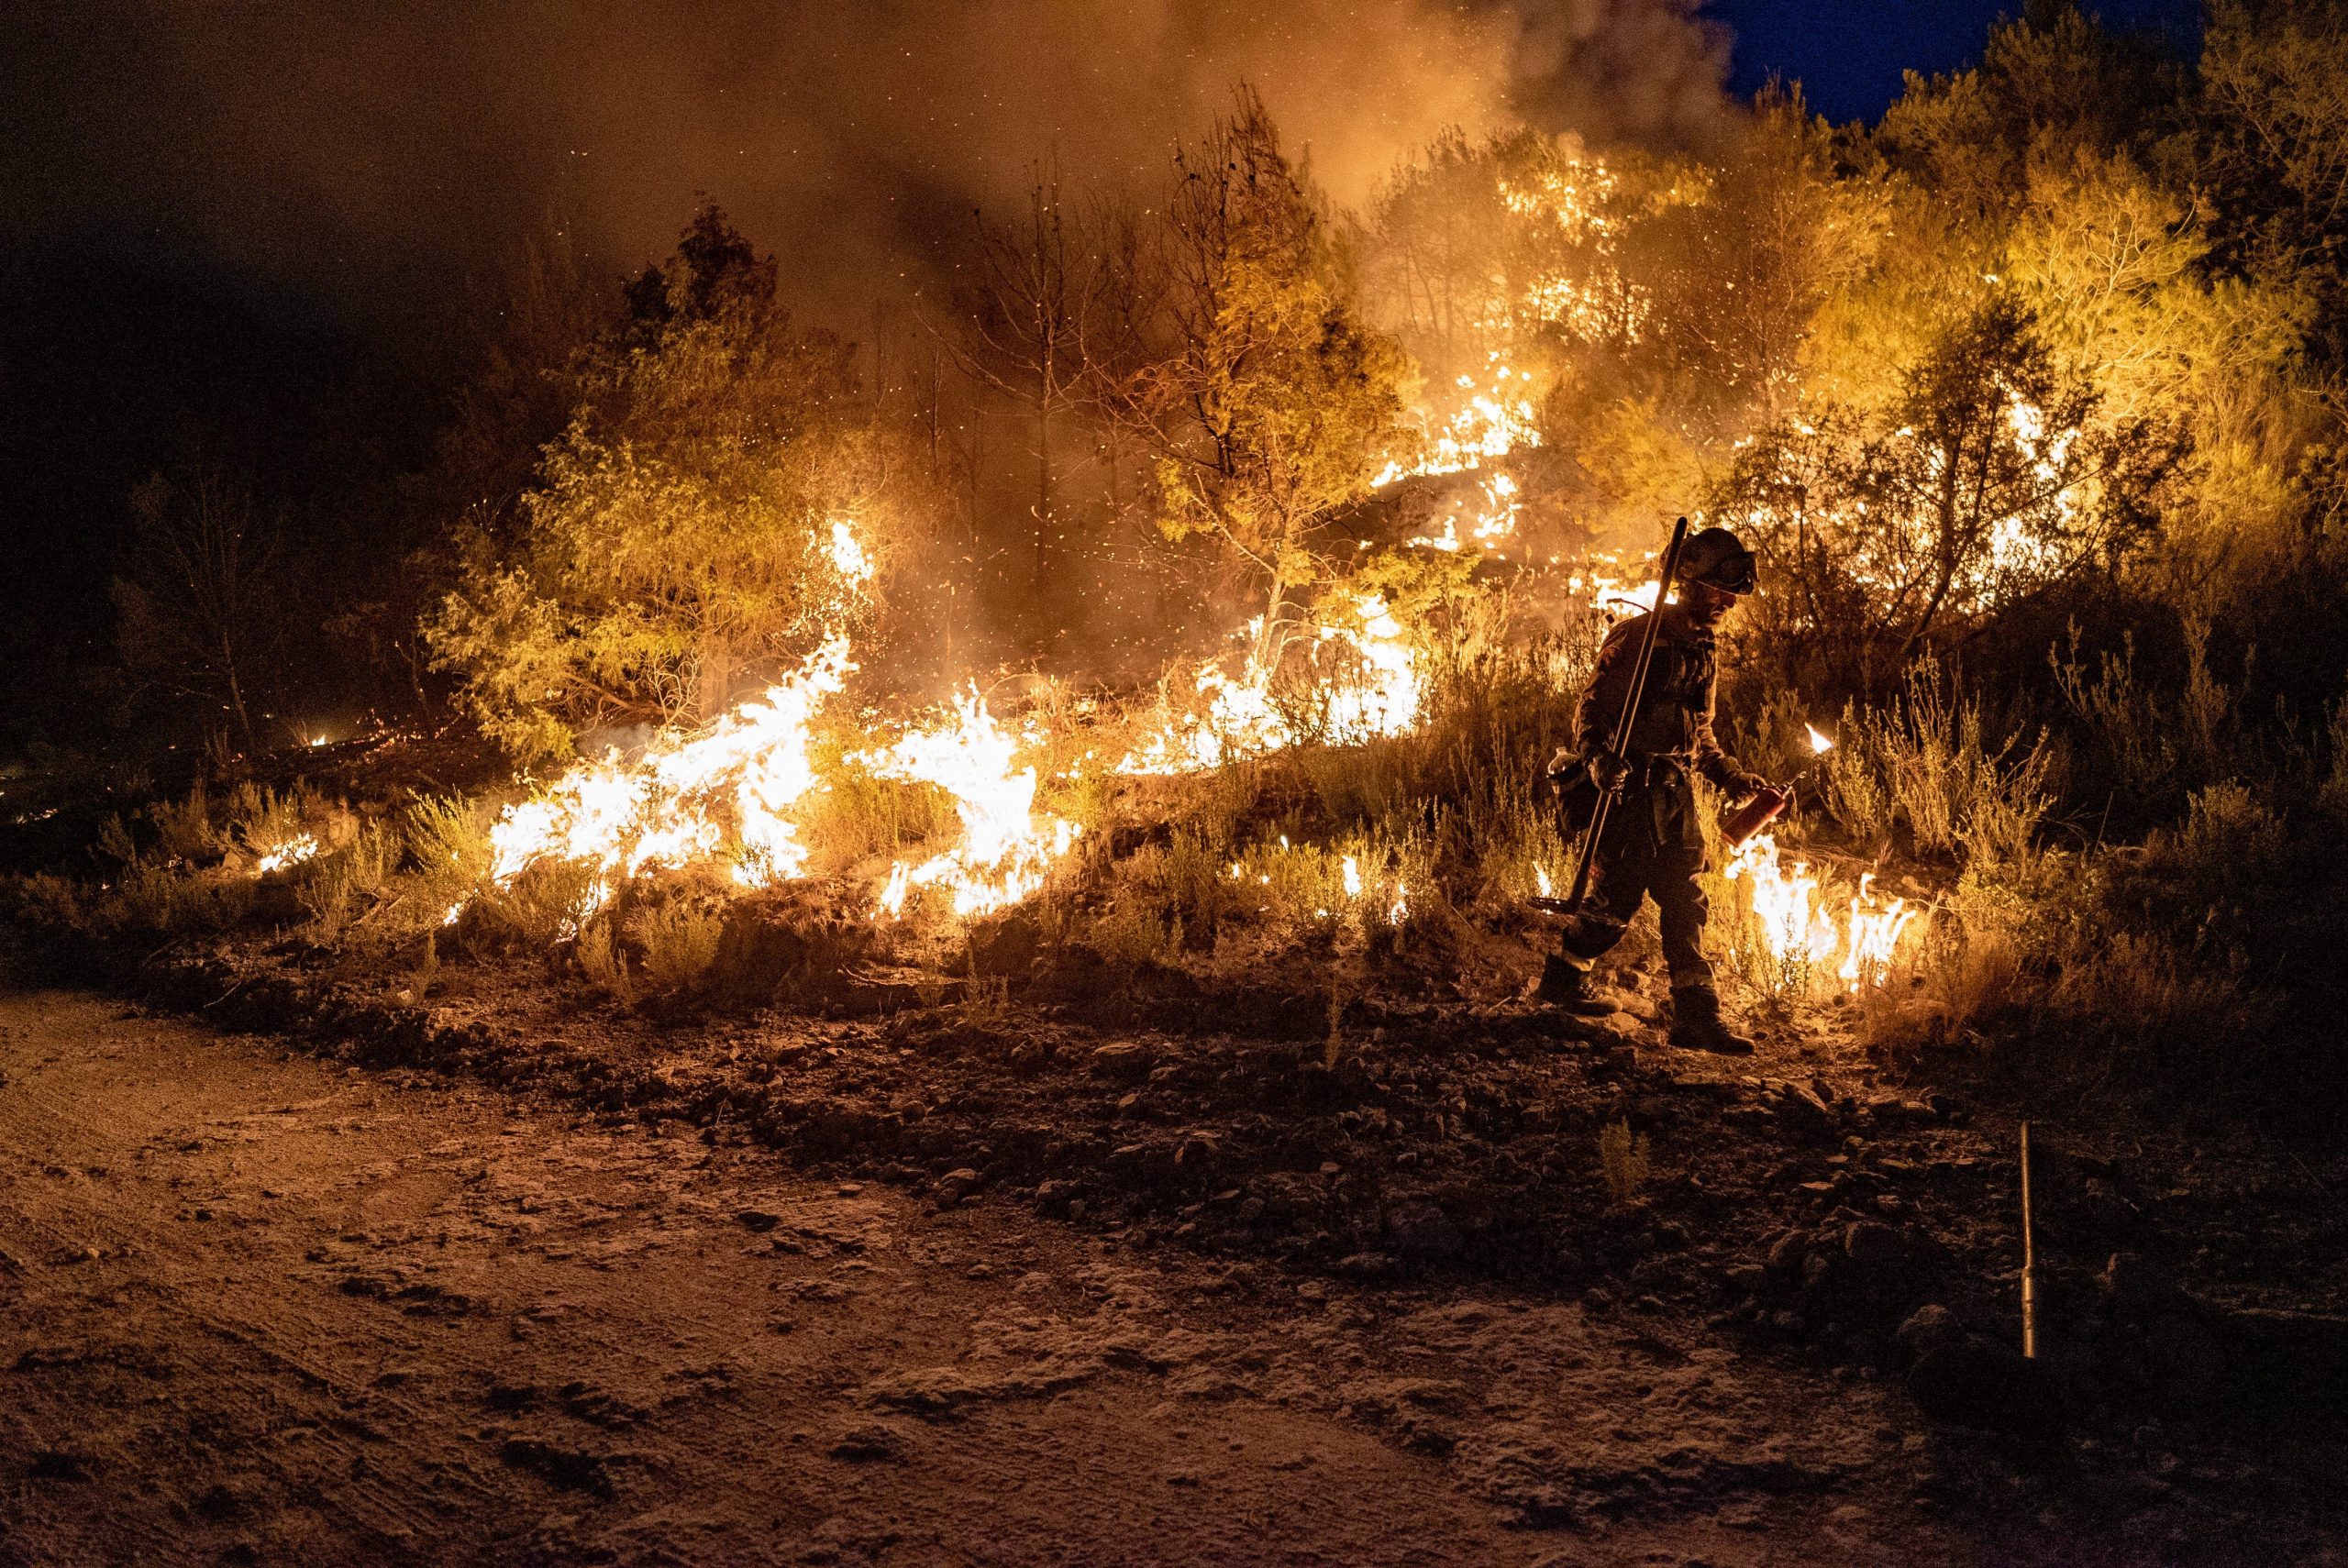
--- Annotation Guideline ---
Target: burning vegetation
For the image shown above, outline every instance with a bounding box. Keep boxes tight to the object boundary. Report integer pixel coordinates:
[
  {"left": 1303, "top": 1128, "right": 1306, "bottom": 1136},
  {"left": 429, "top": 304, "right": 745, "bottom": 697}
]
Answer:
[
  {"left": 9, "top": 15, "right": 2348, "bottom": 1556},
  {"left": 9, "top": 9, "right": 2348, "bottom": 1131}
]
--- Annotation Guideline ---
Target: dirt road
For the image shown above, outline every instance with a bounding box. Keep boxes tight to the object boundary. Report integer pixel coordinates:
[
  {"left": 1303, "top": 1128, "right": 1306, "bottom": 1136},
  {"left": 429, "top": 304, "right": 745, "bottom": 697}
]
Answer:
[{"left": 0, "top": 989, "right": 2311, "bottom": 1566}]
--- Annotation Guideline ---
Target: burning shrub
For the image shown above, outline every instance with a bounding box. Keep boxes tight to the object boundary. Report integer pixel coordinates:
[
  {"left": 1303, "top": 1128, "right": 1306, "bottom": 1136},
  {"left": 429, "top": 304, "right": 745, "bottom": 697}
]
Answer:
[
  {"left": 225, "top": 782, "right": 326, "bottom": 876},
  {"left": 426, "top": 207, "right": 902, "bottom": 765},
  {"left": 1716, "top": 296, "right": 2177, "bottom": 690}
]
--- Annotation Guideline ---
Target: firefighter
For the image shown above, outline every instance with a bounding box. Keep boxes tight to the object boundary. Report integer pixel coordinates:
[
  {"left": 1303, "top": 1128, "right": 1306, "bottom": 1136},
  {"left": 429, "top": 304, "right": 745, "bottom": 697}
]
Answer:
[{"left": 1541, "top": 525, "right": 1769, "bottom": 1055}]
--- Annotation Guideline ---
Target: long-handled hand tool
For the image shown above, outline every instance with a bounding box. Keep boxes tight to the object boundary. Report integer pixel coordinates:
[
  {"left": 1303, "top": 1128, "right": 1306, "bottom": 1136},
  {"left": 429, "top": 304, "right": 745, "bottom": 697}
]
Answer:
[
  {"left": 2020, "top": 1120, "right": 2038, "bottom": 1359},
  {"left": 1556, "top": 514, "right": 1690, "bottom": 912}
]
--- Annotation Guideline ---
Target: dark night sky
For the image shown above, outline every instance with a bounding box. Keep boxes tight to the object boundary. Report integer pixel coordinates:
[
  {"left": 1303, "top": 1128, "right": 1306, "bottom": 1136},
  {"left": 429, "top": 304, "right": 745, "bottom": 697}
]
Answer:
[{"left": 1711, "top": 0, "right": 2202, "bottom": 120}]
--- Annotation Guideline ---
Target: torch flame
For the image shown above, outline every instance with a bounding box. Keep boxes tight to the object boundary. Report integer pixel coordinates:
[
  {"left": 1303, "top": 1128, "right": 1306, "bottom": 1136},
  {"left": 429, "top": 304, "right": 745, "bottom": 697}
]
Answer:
[{"left": 1807, "top": 723, "right": 1834, "bottom": 755}]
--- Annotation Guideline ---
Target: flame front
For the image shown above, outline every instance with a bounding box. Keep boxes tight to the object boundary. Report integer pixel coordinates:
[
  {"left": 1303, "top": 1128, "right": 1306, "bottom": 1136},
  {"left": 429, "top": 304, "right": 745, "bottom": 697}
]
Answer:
[
  {"left": 1725, "top": 834, "right": 1919, "bottom": 993},
  {"left": 863, "top": 686, "right": 1080, "bottom": 920},
  {"left": 479, "top": 634, "right": 852, "bottom": 935}
]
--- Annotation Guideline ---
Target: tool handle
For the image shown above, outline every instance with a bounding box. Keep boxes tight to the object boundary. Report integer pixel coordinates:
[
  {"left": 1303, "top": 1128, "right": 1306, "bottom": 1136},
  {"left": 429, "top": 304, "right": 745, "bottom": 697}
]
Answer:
[
  {"left": 1564, "top": 516, "right": 1689, "bottom": 911},
  {"left": 2020, "top": 1121, "right": 2038, "bottom": 1359}
]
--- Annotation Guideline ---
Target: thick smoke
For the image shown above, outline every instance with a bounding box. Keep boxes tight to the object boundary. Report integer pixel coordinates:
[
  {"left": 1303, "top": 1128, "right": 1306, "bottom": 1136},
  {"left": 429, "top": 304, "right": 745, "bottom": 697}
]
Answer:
[{"left": 5, "top": 0, "right": 1730, "bottom": 331}]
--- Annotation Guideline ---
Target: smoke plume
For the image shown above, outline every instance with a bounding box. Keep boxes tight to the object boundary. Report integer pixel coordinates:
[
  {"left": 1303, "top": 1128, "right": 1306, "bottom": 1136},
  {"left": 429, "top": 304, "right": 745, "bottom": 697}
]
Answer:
[{"left": 4, "top": 0, "right": 1731, "bottom": 329}]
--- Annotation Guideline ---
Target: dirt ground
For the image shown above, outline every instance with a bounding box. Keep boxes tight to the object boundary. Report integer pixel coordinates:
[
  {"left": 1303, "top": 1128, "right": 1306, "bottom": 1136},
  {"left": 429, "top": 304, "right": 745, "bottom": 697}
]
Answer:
[{"left": 0, "top": 988, "right": 2337, "bottom": 1567}]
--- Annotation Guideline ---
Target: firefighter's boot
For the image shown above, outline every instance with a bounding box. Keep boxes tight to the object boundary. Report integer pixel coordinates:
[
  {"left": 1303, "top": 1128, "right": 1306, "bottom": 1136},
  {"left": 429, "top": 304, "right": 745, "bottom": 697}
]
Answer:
[
  {"left": 1667, "top": 985, "right": 1754, "bottom": 1055},
  {"left": 1536, "top": 955, "right": 1617, "bottom": 1018}
]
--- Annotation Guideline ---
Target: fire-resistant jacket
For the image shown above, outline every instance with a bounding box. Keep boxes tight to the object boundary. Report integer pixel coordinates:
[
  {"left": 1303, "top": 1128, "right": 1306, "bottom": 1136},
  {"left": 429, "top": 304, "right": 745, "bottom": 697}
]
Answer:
[{"left": 1573, "top": 607, "right": 1747, "bottom": 793}]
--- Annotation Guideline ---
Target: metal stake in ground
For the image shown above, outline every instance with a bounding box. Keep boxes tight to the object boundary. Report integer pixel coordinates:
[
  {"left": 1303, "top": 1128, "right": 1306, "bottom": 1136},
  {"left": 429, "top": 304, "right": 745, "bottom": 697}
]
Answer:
[
  {"left": 1563, "top": 514, "right": 1691, "bottom": 911},
  {"left": 2020, "top": 1121, "right": 2038, "bottom": 1359}
]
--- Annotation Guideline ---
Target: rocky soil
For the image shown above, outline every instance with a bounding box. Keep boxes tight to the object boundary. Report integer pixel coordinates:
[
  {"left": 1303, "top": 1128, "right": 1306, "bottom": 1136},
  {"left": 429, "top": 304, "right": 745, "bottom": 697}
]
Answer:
[{"left": 3, "top": 922, "right": 2344, "bottom": 1562}]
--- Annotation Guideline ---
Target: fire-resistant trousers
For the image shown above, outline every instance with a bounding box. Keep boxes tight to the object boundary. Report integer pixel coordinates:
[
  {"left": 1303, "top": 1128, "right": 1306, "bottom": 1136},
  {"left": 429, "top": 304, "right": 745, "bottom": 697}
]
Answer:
[{"left": 1555, "top": 775, "right": 1715, "bottom": 989}]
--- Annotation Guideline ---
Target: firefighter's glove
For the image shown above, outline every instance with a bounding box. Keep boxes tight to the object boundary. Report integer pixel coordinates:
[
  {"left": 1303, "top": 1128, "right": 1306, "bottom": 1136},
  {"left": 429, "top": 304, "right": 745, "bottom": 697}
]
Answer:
[
  {"left": 1728, "top": 770, "right": 1771, "bottom": 803},
  {"left": 1544, "top": 745, "right": 1582, "bottom": 783},
  {"left": 1588, "top": 751, "right": 1633, "bottom": 792}
]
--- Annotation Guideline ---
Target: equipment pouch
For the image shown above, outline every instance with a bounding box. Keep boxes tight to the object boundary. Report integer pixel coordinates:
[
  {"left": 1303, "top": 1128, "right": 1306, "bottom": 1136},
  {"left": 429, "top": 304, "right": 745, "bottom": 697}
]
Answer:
[{"left": 1548, "top": 765, "right": 1600, "bottom": 835}]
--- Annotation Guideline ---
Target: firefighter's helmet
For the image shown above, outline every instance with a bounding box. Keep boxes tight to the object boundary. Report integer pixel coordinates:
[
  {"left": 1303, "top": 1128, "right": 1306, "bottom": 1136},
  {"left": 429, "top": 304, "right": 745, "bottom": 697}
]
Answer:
[{"left": 1676, "top": 525, "right": 1758, "bottom": 595}]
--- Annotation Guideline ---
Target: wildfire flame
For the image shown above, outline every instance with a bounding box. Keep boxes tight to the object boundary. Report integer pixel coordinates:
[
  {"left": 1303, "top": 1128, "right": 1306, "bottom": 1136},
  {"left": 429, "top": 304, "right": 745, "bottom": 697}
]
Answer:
[
  {"left": 254, "top": 834, "right": 319, "bottom": 875},
  {"left": 1724, "top": 834, "right": 1919, "bottom": 993},
  {"left": 1807, "top": 723, "right": 1834, "bottom": 754},
  {"left": 479, "top": 634, "right": 852, "bottom": 935},
  {"left": 1116, "top": 592, "right": 1423, "bottom": 776},
  {"left": 861, "top": 686, "right": 1080, "bottom": 920},
  {"left": 430, "top": 153, "right": 1939, "bottom": 1004}
]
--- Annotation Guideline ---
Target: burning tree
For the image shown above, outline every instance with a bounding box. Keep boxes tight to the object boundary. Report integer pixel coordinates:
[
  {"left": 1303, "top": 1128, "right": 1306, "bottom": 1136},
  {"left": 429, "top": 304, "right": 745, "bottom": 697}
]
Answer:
[
  {"left": 1116, "top": 89, "right": 1415, "bottom": 660},
  {"left": 427, "top": 208, "right": 895, "bottom": 765},
  {"left": 1714, "top": 296, "right": 2175, "bottom": 690}
]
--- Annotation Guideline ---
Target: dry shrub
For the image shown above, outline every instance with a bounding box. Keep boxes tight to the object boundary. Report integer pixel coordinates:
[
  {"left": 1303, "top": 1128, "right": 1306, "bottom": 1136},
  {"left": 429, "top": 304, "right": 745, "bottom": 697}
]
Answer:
[
  {"left": 473, "top": 857, "right": 602, "bottom": 946},
  {"left": 1825, "top": 654, "right": 2054, "bottom": 864},
  {"left": 298, "top": 821, "right": 399, "bottom": 941},
  {"left": 1857, "top": 901, "right": 2026, "bottom": 1051},
  {"left": 577, "top": 914, "right": 636, "bottom": 1003},
  {"left": 2154, "top": 781, "right": 2287, "bottom": 880},
  {"left": 94, "top": 814, "right": 139, "bottom": 867},
  {"left": 402, "top": 793, "right": 497, "bottom": 918},
  {"left": 1598, "top": 1117, "right": 1651, "bottom": 1208},
  {"left": 2320, "top": 688, "right": 2348, "bottom": 823},
  {"left": 2052, "top": 614, "right": 2244, "bottom": 816},
  {"left": 1084, "top": 878, "right": 1184, "bottom": 969},
  {"left": 399, "top": 931, "right": 441, "bottom": 1005},
  {"left": 633, "top": 900, "right": 723, "bottom": 994},
  {"left": 2050, "top": 929, "right": 2260, "bottom": 1058},
  {"left": 146, "top": 782, "right": 222, "bottom": 864},
  {"left": 100, "top": 859, "right": 253, "bottom": 936},
  {"left": 4, "top": 872, "right": 88, "bottom": 934},
  {"left": 107, "top": 860, "right": 190, "bottom": 932},
  {"left": 801, "top": 763, "right": 956, "bottom": 870}
]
